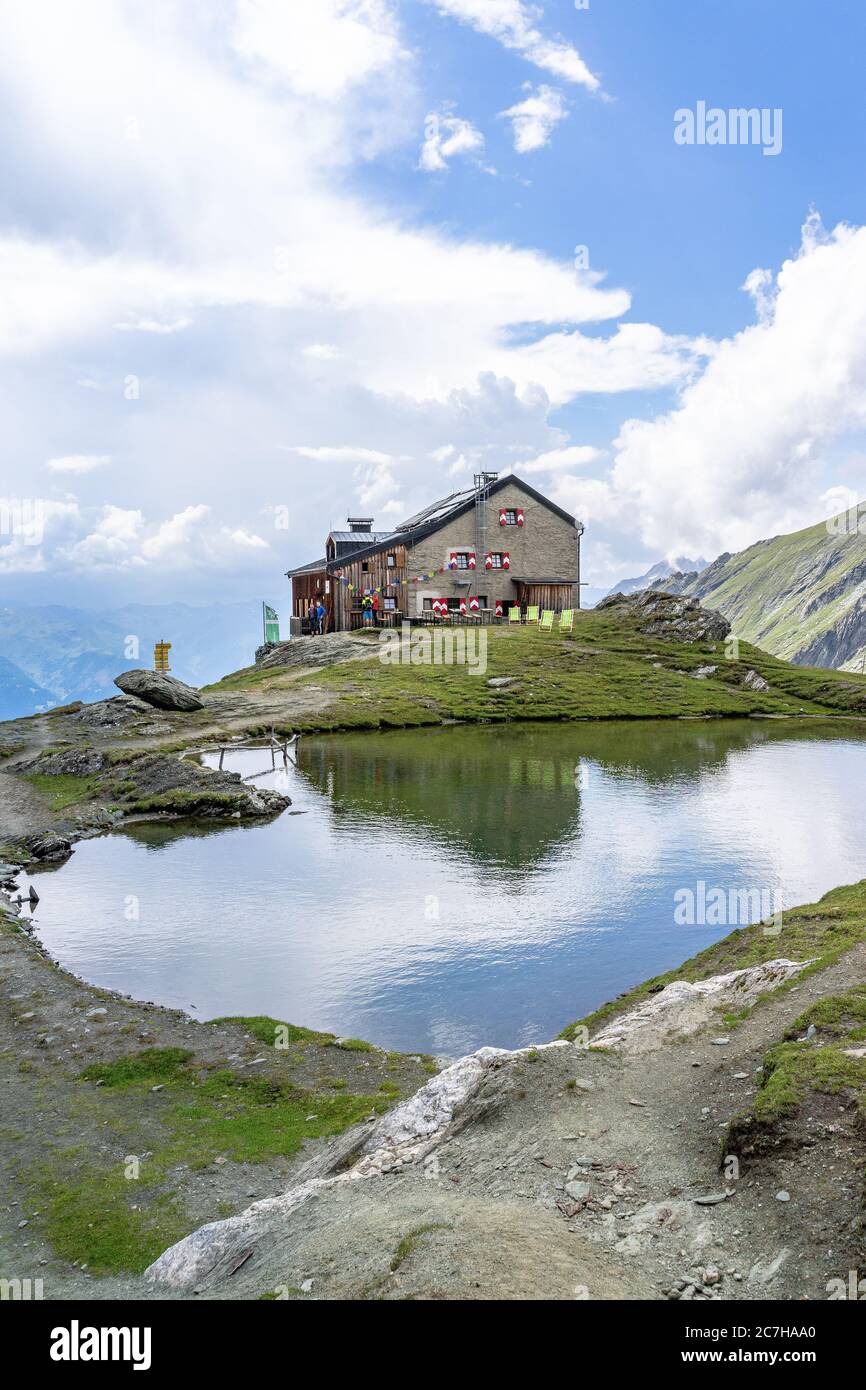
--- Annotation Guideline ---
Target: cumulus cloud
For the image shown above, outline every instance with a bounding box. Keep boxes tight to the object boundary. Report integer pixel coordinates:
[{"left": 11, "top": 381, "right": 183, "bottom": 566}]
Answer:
[
  {"left": 418, "top": 110, "right": 486, "bottom": 171},
  {"left": 1, "top": 498, "right": 271, "bottom": 577},
  {"left": 286, "top": 446, "right": 393, "bottom": 465},
  {"left": 518, "top": 445, "right": 605, "bottom": 474},
  {"left": 594, "top": 213, "right": 866, "bottom": 558},
  {"left": 500, "top": 85, "right": 567, "bottom": 153},
  {"left": 46, "top": 454, "right": 111, "bottom": 474},
  {"left": 426, "top": 0, "right": 600, "bottom": 92},
  {"left": 232, "top": 0, "right": 407, "bottom": 100}
]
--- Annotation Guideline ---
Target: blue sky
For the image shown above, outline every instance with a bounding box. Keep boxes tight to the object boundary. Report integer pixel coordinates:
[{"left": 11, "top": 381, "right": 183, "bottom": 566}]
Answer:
[{"left": 2, "top": 0, "right": 866, "bottom": 606}]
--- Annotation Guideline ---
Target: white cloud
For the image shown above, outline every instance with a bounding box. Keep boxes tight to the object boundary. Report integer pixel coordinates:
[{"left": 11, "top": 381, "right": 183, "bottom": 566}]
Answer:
[
  {"left": 605, "top": 213, "right": 866, "bottom": 558},
  {"left": 56, "top": 503, "right": 272, "bottom": 573},
  {"left": 419, "top": 110, "right": 485, "bottom": 171},
  {"left": 46, "top": 454, "right": 111, "bottom": 474},
  {"left": 426, "top": 1, "right": 600, "bottom": 92},
  {"left": 0, "top": 3, "right": 692, "bottom": 409},
  {"left": 232, "top": 0, "right": 407, "bottom": 100},
  {"left": 302, "top": 342, "right": 342, "bottom": 360},
  {"left": 287, "top": 445, "right": 393, "bottom": 464},
  {"left": 519, "top": 445, "right": 605, "bottom": 474},
  {"left": 500, "top": 85, "right": 567, "bottom": 153},
  {"left": 115, "top": 316, "right": 192, "bottom": 334}
]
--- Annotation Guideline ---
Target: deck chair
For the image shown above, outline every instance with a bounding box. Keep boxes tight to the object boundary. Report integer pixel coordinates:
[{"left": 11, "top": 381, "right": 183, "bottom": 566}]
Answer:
[
  {"left": 539, "top": 610, "right": 554, "bottom": 630},
  {"left": 509, "top": 605, "right": 522, "bottom": 623},
  {"left": 527, "top": 605, "right": 539, "bottom": 623},
  {"left": 559, "top": 609, "right": 574, "bottom": 633}
]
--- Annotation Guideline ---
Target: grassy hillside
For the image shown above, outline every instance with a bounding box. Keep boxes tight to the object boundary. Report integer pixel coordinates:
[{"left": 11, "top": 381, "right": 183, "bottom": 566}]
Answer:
[
  {"left": 208, "top": 602, "right": 866, "bottom": 732},
  {"left": 669, "top": 510, "right": 866, "bottom": 670}
]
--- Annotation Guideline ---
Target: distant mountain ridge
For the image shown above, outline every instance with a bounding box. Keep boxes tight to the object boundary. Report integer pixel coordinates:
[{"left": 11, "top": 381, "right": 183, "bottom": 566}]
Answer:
[
  {"left": 0, "top": 602, "right": 271, "bottom": 718},
  {"left": 606, "top": 557, "right": 708, "bottom": 599},
  {"left": 648, "top": 508, "right": 866, "bottom": 670}
]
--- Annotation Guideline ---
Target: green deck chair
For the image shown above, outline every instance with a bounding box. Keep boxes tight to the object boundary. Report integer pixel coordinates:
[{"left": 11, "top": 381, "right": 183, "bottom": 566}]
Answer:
[
  {"left": 509, "top": 605, "right": 522, "bottom": 623},
  {"left": 539, "top": 609, "right": 554, "bottom": 630},
  {"left": 527, "top": 605, "right": 539, "bottom": 623},
  {"left": 559, "top": 609, "right": 574, "bottom": 633}
]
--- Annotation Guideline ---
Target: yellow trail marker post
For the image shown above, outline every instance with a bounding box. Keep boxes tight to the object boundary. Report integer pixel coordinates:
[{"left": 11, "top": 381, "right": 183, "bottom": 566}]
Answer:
[{"left": 154, "top": 641, "right": 172, "bottom": 673}]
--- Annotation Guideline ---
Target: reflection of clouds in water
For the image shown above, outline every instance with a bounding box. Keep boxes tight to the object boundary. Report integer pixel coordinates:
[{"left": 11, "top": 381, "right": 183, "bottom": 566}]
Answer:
[
  {"left": 692, "top": 741, "right": 866, "bottom": 905},
  {"left": 29, "top": 729, "right": 866, "bottom": 1052}
]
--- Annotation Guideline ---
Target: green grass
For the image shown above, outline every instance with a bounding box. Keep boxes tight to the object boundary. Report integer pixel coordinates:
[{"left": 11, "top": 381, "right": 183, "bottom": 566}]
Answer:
[
  {"left": 79, "top": 1047, "right": 194, "bottom": 1088},
  {"left": 31, "top": 1161, "right": 188, "bottom": 1275},
  {"left": 676, "top": 510, "right": 866, "bottom": 669},
  {"left": 389, "top": 1222, "right": 449, "bottom": 1272},
  {"left": 124, "top": 789, "right": 247, "bottom": 815},
  {"left": 210, "top": 1015, "right": 336, "bottom": 1046},
  {"left": 560, "top": 878, "right": 866, "bottom": 1041},
  {"left": 24, "top": 771, "right": 99, "bottom": 810},
  {"left": 17, "top": 1035, "right": 413, "bottom": 1273},
  {"left": 204, "top": 612, "right": 866, "bottom": 735},
  {"left": 723, "top": 987, "right": 866, "bottom": 1155}
]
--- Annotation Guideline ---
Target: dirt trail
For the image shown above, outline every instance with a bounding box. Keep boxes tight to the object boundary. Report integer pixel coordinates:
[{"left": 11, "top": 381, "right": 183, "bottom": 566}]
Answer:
[{"left": 140, "top": 946, "right": 866, "bottom": 1302}]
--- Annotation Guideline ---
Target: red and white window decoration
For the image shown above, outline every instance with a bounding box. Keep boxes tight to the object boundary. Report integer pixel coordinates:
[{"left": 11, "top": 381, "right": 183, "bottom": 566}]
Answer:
[
  {"left": 467, "top": 551, "right": 476, "bottom": 569},
  {"left": 458, "top": 597, "right": 467, "bottom": 616},
  {"left": 495, "top": 599, "right": 504, "bottom": 617},
  {"left": 448, "top": 552, "right": 458, "bottom": 570},
  {"left": 502, "top": 552, "right": 510, "bottom": 570},
  {"left": 469, "top": 595, "right": 480, "bottom": 612},
  {"left": 484, "top": 552, "right": 493, "bottom": 570},
  {"left": 516, "top": 509, "right": 525, "bottom": 527},
  {"left": 499, "top": 508, "right": 525, "bottom": 527}
]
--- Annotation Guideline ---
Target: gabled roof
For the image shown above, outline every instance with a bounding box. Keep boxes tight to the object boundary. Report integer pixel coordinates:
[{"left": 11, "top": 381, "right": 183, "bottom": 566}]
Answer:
[
  {"left": 285, "top": 556, "right": 327, "bottom": 578},
  {"left": 285, "top": 474, "right": 577, "bottom": 579},
  {"left": 396, "top": 488, "right": 477, "bottom": 531},
  {"left": 328, "top": 531, "right": 393, "bottom": 545}
]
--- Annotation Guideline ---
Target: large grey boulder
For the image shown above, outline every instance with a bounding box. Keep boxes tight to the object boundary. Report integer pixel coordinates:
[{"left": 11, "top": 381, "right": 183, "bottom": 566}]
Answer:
[
  {"left": 114, "top": 669, "right": 205, "bottom": 712},
  {"left": 596, "top": 589, "right": 730, "bottom": 644}
]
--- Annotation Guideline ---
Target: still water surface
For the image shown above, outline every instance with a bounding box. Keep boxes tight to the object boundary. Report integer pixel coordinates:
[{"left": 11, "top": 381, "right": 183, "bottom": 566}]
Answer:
[{"left": 25, "top": 720, "right": 866, "bottom": 1053}]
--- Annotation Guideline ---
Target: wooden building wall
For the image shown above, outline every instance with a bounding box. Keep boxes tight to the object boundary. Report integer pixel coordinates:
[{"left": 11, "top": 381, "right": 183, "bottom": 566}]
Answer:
[{"left": 331, "top": 543, "right": 408, "bottom": 630}]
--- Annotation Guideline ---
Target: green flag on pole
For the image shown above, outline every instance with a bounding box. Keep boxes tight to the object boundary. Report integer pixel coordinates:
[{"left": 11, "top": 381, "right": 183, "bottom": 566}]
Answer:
[{"left": 262, "top": 603, "right": 280, "bottom": 644}]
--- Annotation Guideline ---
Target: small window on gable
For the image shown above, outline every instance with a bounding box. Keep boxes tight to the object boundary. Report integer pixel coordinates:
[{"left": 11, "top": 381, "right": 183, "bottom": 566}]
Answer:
[
  {"left": 502, "top": 509, "right": 517, "bottom": 525},
  {"left": 361, "top": 561, "right": 369, "bottom": 572},
  {"left": 386, "top": 553, "right": 396, "bottom": 567}
]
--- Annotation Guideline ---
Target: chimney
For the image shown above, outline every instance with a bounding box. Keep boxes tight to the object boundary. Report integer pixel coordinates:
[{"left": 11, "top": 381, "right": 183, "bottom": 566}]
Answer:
[{"left": 347, "top": 517, "right": 374, "bottom": 533}]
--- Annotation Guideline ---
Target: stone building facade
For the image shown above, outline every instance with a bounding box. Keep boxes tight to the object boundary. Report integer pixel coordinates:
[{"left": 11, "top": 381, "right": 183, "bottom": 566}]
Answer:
[{"left": 286, "top": 474, "right": 582, "bottom": 632}]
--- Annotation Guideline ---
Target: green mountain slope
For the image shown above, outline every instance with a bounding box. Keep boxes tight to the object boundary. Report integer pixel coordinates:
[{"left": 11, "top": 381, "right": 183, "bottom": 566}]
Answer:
[{"left": 659, "top": 510, "right": 866, "bottom": 670}]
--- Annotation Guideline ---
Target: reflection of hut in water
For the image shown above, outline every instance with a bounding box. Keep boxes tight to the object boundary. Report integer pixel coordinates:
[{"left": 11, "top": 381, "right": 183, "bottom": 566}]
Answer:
[
  {"left": 295, "top": 727, "right": 584, "bottom": 870},
  {"left": 294, "top": 719, "right": 827, "bottom": 870}
]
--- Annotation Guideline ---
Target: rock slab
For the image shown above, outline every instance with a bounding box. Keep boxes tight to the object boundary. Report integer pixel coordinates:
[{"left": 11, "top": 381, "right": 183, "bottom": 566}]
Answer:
[{"left": 114, "top": 669, "right": 205, "bottom": 712}]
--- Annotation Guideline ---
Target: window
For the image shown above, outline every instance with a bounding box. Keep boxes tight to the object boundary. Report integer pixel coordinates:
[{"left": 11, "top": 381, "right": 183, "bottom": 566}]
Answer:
[
  {"left": 455, "top": 552, "right": 469, "bottom": 569},
  {"left": 501, "top": 509, "right": 517, "bottom": 525},
  {"left": 361, "top": 561, "right": 369, "bottom": 572},
  {"left": 386, "top": 553, "right": 396, "bottom": 567},
  {"left": 384, "top": 596, "right": 396, "bottom": 611},
  {"left": 489, "top": 553, "right": 503, "bottom": 568}
]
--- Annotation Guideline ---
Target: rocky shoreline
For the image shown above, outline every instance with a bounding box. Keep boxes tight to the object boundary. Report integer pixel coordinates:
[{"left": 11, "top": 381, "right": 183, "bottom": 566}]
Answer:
[{"left": 1, "top": 619, "right": 865, "bottom": 1300}]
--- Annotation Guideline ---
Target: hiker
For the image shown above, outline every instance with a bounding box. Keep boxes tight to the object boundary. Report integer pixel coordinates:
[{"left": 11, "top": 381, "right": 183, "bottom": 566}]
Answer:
[
  {"left": 361, "top": 593, "right": 374, "bottom": 626},
  {"left": 371, "top": 592, "right": 380, "bottom": 624},
  {"left": 316, "top": 598, "right": 327, "bottom": 635},
  {"left": 310, "top": 599, "right": 321, "bottom": 636},
  {"left": 519, "top": 592, "right": 528, "bottom": 624}
]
